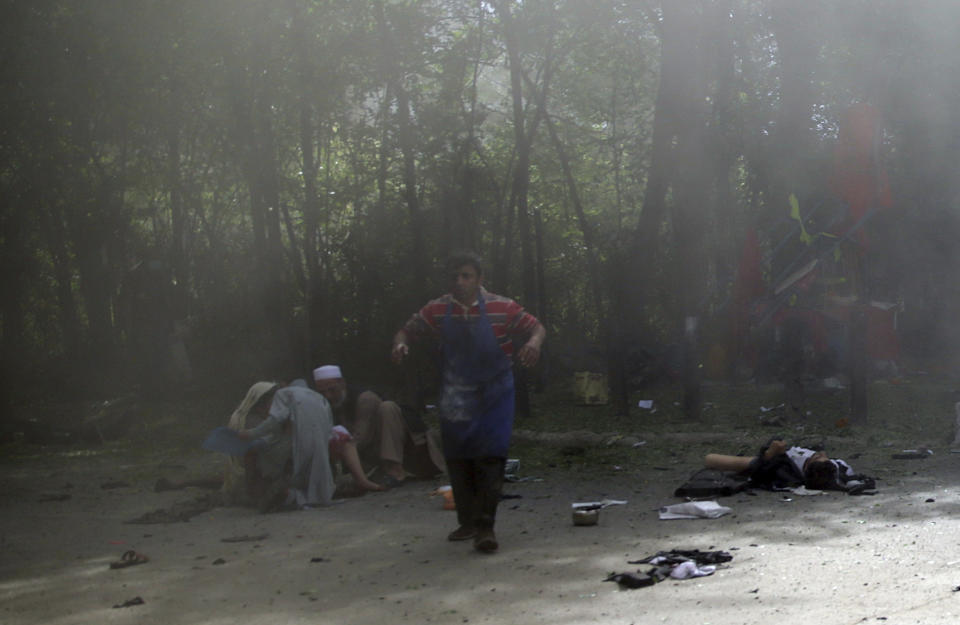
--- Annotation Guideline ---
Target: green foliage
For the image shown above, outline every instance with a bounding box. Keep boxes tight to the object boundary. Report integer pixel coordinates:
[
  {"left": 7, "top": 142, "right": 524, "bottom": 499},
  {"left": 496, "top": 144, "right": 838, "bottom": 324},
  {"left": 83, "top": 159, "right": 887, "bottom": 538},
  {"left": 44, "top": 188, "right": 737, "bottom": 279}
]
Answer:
[{"left": 3, "top": 0, "right": 960, "bottom": 404}]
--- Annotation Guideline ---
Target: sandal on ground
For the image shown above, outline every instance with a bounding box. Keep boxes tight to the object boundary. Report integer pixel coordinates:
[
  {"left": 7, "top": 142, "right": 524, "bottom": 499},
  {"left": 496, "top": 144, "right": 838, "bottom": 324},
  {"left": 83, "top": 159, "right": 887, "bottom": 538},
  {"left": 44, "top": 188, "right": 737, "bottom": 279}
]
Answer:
[{"left": 109, "top": 550, "right": 150, "bottom": 569}]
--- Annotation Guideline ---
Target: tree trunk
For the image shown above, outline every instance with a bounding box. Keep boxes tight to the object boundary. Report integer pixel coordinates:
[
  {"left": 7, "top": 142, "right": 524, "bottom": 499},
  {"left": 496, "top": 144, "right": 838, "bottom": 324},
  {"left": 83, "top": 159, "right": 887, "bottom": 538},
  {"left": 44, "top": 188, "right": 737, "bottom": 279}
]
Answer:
[
  {"left": 395, "top": 84, "right": 429, "bottom": 300},
  {"left": 631, "top": 1, "right": 714, "bottom": 419},
  {"left": 291, "top": 0, "right": 324, "bottom": 369},
  {"left": 545, "top": 114, "right": 629, "bottom": 415},
  {"left": 767, "top": 0, "right": 823, "bottom": 419}
]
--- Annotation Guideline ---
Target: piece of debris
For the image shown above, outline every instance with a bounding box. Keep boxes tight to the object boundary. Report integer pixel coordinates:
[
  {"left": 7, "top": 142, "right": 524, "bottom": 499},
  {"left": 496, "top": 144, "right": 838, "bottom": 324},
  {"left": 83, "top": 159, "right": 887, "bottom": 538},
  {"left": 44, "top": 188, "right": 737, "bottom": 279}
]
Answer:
[
  {"left": 892, "top": 449, "right": 932, "bottom": 460},
  {"left": 609, "top": 549, "right": 732, "bottom": 589},
  {"left": 659, "top": 501, "right": 731, "bottom": 520},
  {"left": 221, "top": 534, "right": 269, "bottom": 543},
  {"left": 112, "top": 596, "right": 145, "bottom": 608},
  {"left": 109, "top": 550, "right": 149, "bottom": 569},
  {"left": 604, "top": 571, "right": 657, "bottom": 588},
  {"left": 629, "top": 549, "right": 732, "bottom": 566},
  {"left": 573, "top": 499, "right": 627, "bottom": 510}
]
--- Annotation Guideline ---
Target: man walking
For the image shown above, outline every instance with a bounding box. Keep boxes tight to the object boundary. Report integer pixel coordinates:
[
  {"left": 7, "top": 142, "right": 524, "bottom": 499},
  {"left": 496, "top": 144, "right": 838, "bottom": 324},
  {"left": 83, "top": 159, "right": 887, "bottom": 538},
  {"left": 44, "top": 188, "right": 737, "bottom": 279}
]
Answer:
[{"left": 392, "top": 251, "right": 545, "bottom": 553}]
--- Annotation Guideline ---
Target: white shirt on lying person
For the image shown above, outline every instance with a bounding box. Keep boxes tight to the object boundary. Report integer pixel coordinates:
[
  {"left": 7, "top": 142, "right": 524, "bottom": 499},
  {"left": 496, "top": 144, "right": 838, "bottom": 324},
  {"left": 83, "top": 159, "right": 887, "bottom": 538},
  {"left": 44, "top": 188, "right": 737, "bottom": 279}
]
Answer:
[{"left": 785, "top": 446, "right": 855, "bottom": 479}]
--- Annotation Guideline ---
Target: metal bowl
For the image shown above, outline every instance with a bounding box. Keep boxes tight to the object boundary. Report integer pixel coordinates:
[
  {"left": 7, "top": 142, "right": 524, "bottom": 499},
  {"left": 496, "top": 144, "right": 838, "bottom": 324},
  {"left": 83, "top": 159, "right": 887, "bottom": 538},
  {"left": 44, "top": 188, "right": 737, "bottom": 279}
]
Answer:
[{"left": 572, "top": 507, "right": 600, "bottom": 526}]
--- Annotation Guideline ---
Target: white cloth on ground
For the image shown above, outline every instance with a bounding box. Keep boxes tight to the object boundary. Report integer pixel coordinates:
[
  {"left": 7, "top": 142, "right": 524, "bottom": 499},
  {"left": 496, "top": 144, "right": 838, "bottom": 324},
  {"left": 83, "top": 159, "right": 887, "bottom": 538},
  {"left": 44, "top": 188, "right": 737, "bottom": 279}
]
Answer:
[{"left": 669, "top": 561, "right": 717, "bottom": 579}]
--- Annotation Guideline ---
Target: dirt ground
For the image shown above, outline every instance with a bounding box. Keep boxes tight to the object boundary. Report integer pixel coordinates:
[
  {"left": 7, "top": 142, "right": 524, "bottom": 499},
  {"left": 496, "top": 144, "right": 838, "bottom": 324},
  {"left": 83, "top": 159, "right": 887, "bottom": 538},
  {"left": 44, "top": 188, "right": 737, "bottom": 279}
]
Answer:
[{"left": 4, "top": 420, "right": 960, "bottom": 625}]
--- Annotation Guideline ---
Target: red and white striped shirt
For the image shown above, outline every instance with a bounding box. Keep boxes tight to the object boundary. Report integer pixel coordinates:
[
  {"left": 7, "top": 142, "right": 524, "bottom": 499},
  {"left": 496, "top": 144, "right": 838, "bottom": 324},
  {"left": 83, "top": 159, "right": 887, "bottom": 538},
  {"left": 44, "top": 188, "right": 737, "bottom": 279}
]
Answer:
[{"left": 402, "top": 288, "right": 541, "bottom": 358}]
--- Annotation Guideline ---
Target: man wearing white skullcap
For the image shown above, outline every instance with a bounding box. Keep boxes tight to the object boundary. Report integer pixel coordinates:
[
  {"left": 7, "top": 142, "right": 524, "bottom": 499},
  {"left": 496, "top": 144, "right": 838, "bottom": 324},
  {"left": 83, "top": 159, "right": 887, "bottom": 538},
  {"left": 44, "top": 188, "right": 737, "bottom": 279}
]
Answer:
[
  {"left": 233, "top": 379, "right": 384, "bottom": 511},
  {"left": 313, "top": 364, "right": 445, "bottom": 488},
  {"left": 312, "top": 365, "right": 342, "bottom": 381}
]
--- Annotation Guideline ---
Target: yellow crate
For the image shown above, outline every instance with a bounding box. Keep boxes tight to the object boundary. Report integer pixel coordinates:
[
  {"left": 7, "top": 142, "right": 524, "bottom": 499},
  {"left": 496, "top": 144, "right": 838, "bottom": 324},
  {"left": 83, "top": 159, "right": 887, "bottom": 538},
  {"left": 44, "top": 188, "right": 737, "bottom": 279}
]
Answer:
[{"left": 573, "top": 371, "right": 608, "bottom": 405}]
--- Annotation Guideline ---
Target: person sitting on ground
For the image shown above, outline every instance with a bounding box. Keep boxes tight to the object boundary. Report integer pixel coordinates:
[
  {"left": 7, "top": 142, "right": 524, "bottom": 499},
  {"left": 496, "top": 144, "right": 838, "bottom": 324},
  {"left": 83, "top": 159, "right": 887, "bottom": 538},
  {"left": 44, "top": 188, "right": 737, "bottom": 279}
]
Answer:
[
  {"left": 226, "top": 380, "right": 383, "bottom": 511},
  {"left": 312, "top": 365, "right": 446, "bottom": 488},
  {"left": 704, "top": 438, "right": 868, "bottom": 491}
]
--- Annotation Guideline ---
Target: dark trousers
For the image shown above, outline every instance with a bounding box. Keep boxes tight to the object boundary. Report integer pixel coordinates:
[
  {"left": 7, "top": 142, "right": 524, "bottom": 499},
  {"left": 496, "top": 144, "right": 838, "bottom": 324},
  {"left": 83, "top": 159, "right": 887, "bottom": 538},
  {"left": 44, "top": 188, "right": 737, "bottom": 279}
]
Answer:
[{"left": 446, "top": 457, "right": 505, "bottom": 529}]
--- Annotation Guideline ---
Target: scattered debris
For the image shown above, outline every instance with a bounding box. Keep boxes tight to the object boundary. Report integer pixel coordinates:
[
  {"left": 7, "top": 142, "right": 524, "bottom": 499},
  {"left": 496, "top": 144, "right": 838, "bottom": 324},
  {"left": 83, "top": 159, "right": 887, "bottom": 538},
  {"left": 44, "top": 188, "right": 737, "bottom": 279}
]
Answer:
[
  {"left": 892, "top": 448, "right": 932, "bottom": 460},
  {"left": 112, "top": 596, "right": 145, "bottom": 608},
  {"left": 607, "top": 549, "right": 732, "bottom": 589},
  {"left": 109, "top": 551, "right": 149, "bottom": 569}
]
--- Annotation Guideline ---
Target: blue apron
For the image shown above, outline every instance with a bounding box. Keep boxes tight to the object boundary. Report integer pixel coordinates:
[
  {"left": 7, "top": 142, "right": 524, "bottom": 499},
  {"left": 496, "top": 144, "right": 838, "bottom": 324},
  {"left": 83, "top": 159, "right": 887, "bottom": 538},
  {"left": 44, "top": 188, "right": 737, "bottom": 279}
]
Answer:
[{"left": 439, "top": 295, "right": 515, "bottom": 459}]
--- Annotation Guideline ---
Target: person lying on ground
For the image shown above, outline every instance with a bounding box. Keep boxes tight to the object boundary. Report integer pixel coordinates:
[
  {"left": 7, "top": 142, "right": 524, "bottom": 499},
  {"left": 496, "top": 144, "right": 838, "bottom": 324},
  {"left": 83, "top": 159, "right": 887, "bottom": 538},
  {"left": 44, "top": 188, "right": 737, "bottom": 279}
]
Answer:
[
  {"left": 228, "top": 380, "right": 383, "bottom": 511},
  {"left": 312, "top": 364, "right": 446, "bottom": 488},
  {"left": 704, "top": 438, "right": 873, "bottom": 492}
]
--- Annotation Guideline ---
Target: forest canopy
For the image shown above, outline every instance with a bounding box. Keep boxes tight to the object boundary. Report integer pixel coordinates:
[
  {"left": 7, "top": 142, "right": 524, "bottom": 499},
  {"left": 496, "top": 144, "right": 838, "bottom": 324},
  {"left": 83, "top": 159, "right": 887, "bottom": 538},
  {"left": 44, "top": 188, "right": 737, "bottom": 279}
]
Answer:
[{"left": 3, "top": 0, "right": 960, "bottom": 408}]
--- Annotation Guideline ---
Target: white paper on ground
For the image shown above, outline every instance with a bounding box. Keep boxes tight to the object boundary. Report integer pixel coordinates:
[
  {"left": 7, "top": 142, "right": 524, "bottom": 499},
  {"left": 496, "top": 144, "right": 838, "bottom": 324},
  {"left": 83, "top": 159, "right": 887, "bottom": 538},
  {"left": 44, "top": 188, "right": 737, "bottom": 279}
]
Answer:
[{"left": 658, "top": 500, "right": 731, "bottom": 520}]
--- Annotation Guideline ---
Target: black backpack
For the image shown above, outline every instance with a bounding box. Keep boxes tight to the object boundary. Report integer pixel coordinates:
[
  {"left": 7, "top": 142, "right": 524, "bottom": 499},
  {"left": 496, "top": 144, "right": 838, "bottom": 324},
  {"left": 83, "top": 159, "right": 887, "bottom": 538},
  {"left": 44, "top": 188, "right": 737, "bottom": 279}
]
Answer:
[{"left": 673, "top": 468, "right": 750, "bottom": 498}]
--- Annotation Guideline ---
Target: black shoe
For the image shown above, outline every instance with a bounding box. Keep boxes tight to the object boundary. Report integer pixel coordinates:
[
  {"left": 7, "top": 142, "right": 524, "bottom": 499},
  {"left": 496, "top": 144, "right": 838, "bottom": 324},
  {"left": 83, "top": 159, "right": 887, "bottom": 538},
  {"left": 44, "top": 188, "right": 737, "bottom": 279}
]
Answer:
[
  {"left": 473, "top": 528, "right": 498, "bottom": 553},
  {"left": 447, "top": 525, "right": 477, "bottom": 541}
]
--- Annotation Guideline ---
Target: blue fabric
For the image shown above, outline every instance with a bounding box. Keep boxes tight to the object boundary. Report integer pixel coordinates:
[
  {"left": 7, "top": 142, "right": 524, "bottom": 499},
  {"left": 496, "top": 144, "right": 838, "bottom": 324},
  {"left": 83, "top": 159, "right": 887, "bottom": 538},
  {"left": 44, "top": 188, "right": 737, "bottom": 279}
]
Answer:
[
  {"left": 202, "top": 426, "right": 266, "bottom": 456},
  {"left": 439, "top": 295, "right": 515, "bottom": 458}
]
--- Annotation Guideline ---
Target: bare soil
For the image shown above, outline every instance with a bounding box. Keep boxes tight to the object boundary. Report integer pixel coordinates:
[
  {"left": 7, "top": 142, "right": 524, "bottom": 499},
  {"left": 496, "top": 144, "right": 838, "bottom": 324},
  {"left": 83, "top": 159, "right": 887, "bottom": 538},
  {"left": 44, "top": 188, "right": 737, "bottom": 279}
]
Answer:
[{"left": 3, "top": 381, "right": 960, "bottom": 625}]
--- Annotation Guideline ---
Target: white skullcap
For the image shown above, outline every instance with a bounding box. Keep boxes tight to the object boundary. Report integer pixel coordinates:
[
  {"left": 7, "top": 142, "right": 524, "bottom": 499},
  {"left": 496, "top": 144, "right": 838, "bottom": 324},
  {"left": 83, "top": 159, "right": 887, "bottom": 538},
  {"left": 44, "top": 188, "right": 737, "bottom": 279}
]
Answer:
[{"left": 313, "top": 365, "right": 343, "bottom": 381}]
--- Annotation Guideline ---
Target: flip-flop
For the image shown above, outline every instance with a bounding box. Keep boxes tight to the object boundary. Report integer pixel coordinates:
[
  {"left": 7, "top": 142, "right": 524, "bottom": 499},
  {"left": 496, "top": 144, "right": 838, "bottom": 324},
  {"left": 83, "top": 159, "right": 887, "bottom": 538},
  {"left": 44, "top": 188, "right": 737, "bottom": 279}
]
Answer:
[{"left": 109, "top": 550, "right": 150, "bottom": 569}]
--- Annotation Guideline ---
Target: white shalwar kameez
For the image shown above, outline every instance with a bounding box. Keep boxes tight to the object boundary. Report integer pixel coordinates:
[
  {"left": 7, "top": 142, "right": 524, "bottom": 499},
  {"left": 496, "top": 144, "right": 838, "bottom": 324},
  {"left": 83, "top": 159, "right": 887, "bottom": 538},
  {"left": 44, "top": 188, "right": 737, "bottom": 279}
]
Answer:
[{"left": 248, "top": 385, "right": 336, "bottom": 507}]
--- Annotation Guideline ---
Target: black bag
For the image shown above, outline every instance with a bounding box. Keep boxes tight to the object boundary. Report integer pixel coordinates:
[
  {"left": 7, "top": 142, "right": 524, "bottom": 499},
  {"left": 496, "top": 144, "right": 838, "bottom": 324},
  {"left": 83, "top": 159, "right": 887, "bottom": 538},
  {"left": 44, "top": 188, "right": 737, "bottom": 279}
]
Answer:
[{"left": 673, "top": 469, "right": 749, "bottom": 498}]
